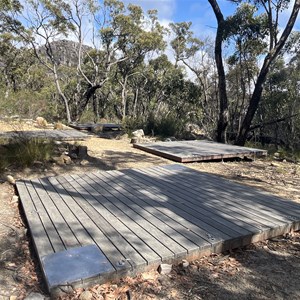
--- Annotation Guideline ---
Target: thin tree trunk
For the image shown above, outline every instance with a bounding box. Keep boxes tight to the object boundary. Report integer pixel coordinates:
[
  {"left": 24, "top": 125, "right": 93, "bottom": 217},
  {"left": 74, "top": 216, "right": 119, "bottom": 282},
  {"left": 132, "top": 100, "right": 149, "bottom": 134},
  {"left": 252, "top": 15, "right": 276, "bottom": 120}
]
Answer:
[
  {"left": 208, "top": 0, "right": 229, "bottom": 143},
  {"left": 53, "top": 65, "right": 72, "bottom": 123}
]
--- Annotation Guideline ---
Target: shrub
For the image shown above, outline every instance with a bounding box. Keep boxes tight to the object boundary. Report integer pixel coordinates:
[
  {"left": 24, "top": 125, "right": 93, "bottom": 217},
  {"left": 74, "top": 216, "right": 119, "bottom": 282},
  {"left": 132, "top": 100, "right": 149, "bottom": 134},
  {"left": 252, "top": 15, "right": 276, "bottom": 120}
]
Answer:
[
  {"left": 123, "top": 117, "right": 147, "bottom": 136},
  {"left": 0, "top": 137, "right": 55, "bottom": 172}
]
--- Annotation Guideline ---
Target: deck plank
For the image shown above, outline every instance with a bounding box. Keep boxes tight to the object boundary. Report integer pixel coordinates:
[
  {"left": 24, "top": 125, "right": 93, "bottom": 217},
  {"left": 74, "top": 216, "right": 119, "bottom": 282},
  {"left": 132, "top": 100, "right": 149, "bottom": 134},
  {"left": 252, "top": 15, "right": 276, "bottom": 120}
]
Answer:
[
  {"left": 153, "top": 165, "right": 296, "bottom": 235},
  {"left": 38, "top": 178, "right": 95, "bottom": 247},
  {"left": 24, "top": 180, "right": 65, "bottom": 253},
  {"left": 31, "top": 178, "right": 80, "bottom": 249},
  {"left": 16, "top": 181, "right": 53, "bottom": 257},
  {"left": 144, "top": 167, "right": 289, "bottom": 233}
]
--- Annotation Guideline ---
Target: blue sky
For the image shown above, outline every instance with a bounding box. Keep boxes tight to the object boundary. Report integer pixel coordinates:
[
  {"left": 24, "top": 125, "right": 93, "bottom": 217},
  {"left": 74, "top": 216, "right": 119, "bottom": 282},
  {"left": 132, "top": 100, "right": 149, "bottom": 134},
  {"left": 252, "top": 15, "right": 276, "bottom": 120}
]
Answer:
[{"left": 124, "top": 0, "right": 300, "bottom": 39}]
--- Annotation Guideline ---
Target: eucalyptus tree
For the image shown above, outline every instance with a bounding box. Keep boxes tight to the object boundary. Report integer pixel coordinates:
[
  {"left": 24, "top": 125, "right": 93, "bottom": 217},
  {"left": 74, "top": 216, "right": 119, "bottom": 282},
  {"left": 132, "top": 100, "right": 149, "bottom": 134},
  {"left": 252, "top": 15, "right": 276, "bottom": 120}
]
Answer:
[
  {"left": 258, "top": 35, "right": 300, "bottom": 150},
  {"left": 66, "top": 0, "right": 166, "bottom": 121},
  {"left": 170, "top": 22, "right": 219, "bottom": 136},
  {"left": 0, "top": 0, "right": 22, "bottom": 32},
  {"left": 0, "top": 0, "right": 22, "bottom": 98},
  {"left": 113, "top": 5, "right": 166, "bottom": 120},
  {"left": 225, "top": 3, "right": 264, "bottom": 136},
  {"left": 208, "top": 0, "right": 300, "bottom": 145},
  {"left": 18, "top": 0, "right": 76, "bottom": 122}
]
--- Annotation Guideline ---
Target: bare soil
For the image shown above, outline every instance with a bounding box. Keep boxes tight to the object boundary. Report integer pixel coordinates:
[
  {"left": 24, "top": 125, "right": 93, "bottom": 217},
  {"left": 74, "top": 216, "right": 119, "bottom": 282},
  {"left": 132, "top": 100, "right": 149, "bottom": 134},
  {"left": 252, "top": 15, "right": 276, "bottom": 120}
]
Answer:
[{"left": 0, "top": 121, "right": 299, "bottom": 299}]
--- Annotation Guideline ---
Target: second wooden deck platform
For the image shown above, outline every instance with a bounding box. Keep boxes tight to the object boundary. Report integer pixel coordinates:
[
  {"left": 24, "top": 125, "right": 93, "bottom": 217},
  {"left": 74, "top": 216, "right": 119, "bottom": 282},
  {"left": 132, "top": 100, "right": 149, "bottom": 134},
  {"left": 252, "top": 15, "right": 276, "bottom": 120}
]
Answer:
[{"left": 133, "top": 140, "right": 267, "bottom": 162}]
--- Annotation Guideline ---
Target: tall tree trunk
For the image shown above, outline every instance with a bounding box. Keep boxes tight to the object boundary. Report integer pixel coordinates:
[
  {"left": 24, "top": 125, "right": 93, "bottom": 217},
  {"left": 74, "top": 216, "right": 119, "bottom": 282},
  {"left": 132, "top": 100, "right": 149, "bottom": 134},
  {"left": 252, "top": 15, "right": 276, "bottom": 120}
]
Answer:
[
  {"left": 53, "top": 65, "right": 72, "bottom": 123},
  {"left": 208, "top": 0, "right": 229, "bottom": 143},
  {"left": 235, "top": 0, "right": 300, "bottom": 145},
  {"left": 121, "top": 75, "right": 128, "bottom": 121}
]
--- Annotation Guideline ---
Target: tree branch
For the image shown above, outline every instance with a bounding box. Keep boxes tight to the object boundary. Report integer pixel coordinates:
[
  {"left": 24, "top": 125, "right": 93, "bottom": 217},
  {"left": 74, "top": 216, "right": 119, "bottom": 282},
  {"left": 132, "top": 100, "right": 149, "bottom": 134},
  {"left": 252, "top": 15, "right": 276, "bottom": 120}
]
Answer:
[{"left": 249, "top": 113, "right": 300, "bottom": 131}]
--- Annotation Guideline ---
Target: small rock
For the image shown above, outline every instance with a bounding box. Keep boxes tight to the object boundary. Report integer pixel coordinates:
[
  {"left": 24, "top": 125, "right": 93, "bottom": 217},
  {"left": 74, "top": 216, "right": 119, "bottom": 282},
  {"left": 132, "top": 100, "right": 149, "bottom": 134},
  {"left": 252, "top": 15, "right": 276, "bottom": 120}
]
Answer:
[
  {"left": 158, "top": 274, "right": 169, "bottom": 286},
  {"left": 6, "top": 175, "right": 15, "bottom": 185},
  {"left": 110, "top": 284, "right": 118, "bottom": 291},
  {"left": 132, "top": 129, "right": 144, "bottom": 138},
  {"left": 79, "top": 291, "right": 93, "bottom": 300},
  {"left": 16, "top": 228, "right": 27, "bottom": 239},
  {"left": 69, "top": 145, "right": 88, "bottom": 159},
  {"left": 69, "top": 153, "right": 78, "bottom": 159},
  {"left": 10, "top": 296, "right": 18, "bottom": 300},
  {"left": 164, "top": 137, "right": 177, "bottom": 142},
  {"left": 52, "top": 156, "right": 65, "bottom": 165},
  {"left": 158, "top": 263, "right": 172, "bottom": 275},
  {"left": 271, "top": 162, "right": 280, "bottom": 167},
  {"left": 11, "top": 195, "right": 19, "bottom": 204},
  {"left": 36, "top": 116, "right": 47, "bottom": 128},
  {"left": 54, "top": 122, "right": 68, "bottom": 130},
  {"left": 24, "top": 292, "right": 45, "bottom": 300},
  {"left": 181, "top": 259, "right": 189, "bottom": 268},
  {"left": 130, "top": 137, "right": 139, "bottom": 144},
  {"left": 92, "top": 124, "right": 104, "bottom": 133},
  {"left": 78, "top": 146, "right": 88, "bottom": 158},
  {"left": 62, "top": 155, "right": 72, "bottom": 165},
  {"left": 80, "top": 159, "right": 89, "bottom": 166},
  {"left": 274, "top": 152, "right": 280, "bottom": 158}
]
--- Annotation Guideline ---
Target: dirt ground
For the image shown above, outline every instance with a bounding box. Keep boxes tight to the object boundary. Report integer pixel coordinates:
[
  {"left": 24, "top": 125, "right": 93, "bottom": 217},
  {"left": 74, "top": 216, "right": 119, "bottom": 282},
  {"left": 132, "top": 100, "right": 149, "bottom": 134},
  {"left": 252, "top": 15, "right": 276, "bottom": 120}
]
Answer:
[{"left": 0, "top": 121, "right": 299, "bottom": 299}]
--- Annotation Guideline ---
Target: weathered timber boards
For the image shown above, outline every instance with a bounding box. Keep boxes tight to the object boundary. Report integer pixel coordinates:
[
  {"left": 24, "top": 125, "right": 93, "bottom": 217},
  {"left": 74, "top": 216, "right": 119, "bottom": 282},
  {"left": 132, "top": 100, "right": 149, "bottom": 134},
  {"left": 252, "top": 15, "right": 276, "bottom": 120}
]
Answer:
[
  {"left": 69, "top": 123, "right": 122, "bottom": 131},
  {"left": 0, "top": 129, "right": 90, "bottom": 142},
  {"left": 133, "top": 140, "right": 267, "bottom": 162},
  {"left": 17, "top": 164, "right": 300, "bottom": 293}
]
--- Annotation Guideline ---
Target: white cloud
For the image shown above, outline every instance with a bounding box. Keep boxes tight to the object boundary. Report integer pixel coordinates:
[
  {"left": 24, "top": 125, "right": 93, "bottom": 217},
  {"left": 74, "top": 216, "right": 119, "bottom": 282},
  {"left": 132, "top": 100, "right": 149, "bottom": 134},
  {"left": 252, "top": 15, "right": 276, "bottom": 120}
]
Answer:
[{"left": 122, "top": 0, "right": 176, "bottom": 20}]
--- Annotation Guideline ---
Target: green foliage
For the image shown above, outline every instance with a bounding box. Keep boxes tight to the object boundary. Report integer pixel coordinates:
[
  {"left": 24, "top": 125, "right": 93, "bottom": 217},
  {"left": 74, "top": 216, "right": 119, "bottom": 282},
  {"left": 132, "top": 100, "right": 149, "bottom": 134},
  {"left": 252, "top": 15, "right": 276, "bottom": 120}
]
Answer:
[
  {"left": 170, "top": 22, "right": 203, "bottom": 65},
  {"left": 122, "top": 116, "right": 147, "bottom": 135},
  {"left": 153, "top": 114, "right": 185, "bottom": 137},
  {"left": 0, "top": 88, "right": 56, "bottom": 119},
  {"left": 0, "top": 137, "right": 55, "bottom": 172},
  {"left": 123, "top": 113, "right": 186, "bottom": 138}
]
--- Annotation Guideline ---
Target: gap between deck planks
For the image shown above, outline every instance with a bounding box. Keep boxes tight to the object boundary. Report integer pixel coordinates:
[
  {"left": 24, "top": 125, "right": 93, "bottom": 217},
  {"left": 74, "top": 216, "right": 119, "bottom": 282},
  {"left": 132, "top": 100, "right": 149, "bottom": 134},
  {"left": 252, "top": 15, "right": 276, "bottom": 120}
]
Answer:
[{"left": 16, "top": 164, "right": 300, "bottom": 294}]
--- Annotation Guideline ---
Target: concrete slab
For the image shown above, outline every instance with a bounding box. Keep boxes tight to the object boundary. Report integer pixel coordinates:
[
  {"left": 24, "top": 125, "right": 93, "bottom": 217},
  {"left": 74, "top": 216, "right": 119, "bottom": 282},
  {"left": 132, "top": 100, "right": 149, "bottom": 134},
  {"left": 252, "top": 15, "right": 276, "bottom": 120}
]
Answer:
[{"left": 42, "top": 245, "right": 114, "bottom": 292}]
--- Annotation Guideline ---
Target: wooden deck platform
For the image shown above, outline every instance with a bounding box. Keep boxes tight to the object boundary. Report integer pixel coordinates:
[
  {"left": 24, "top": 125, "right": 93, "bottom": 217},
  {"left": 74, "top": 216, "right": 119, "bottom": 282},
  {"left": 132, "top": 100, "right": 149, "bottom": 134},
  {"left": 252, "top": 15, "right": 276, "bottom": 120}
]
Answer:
[
  {"left": 69, "top": 123, "right": 122, "bottom": 131},
  {"left": 0, "top": 129, "right": 90, "bottom": 143},
  {"left": 16, "top": 165, "right": 300, "bottom": 294},
  {"left": 133, "top": 140, "right": 267, "bottom": 162}
]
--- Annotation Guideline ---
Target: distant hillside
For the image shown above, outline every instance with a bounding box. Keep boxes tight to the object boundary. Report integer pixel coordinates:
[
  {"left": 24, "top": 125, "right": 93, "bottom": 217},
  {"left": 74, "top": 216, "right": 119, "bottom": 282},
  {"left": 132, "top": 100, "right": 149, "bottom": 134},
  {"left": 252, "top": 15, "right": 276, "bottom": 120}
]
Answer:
[{"left": 38, "top": 39, "right": 92, "bottom": 67}]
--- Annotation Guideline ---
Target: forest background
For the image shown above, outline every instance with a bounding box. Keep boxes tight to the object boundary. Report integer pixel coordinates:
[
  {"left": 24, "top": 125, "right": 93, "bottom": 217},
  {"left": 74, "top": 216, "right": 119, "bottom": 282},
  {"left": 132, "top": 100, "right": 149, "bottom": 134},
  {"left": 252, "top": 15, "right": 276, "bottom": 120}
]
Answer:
[{"left": 1, "top": 0, "right": 300, "bottom": 155}]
